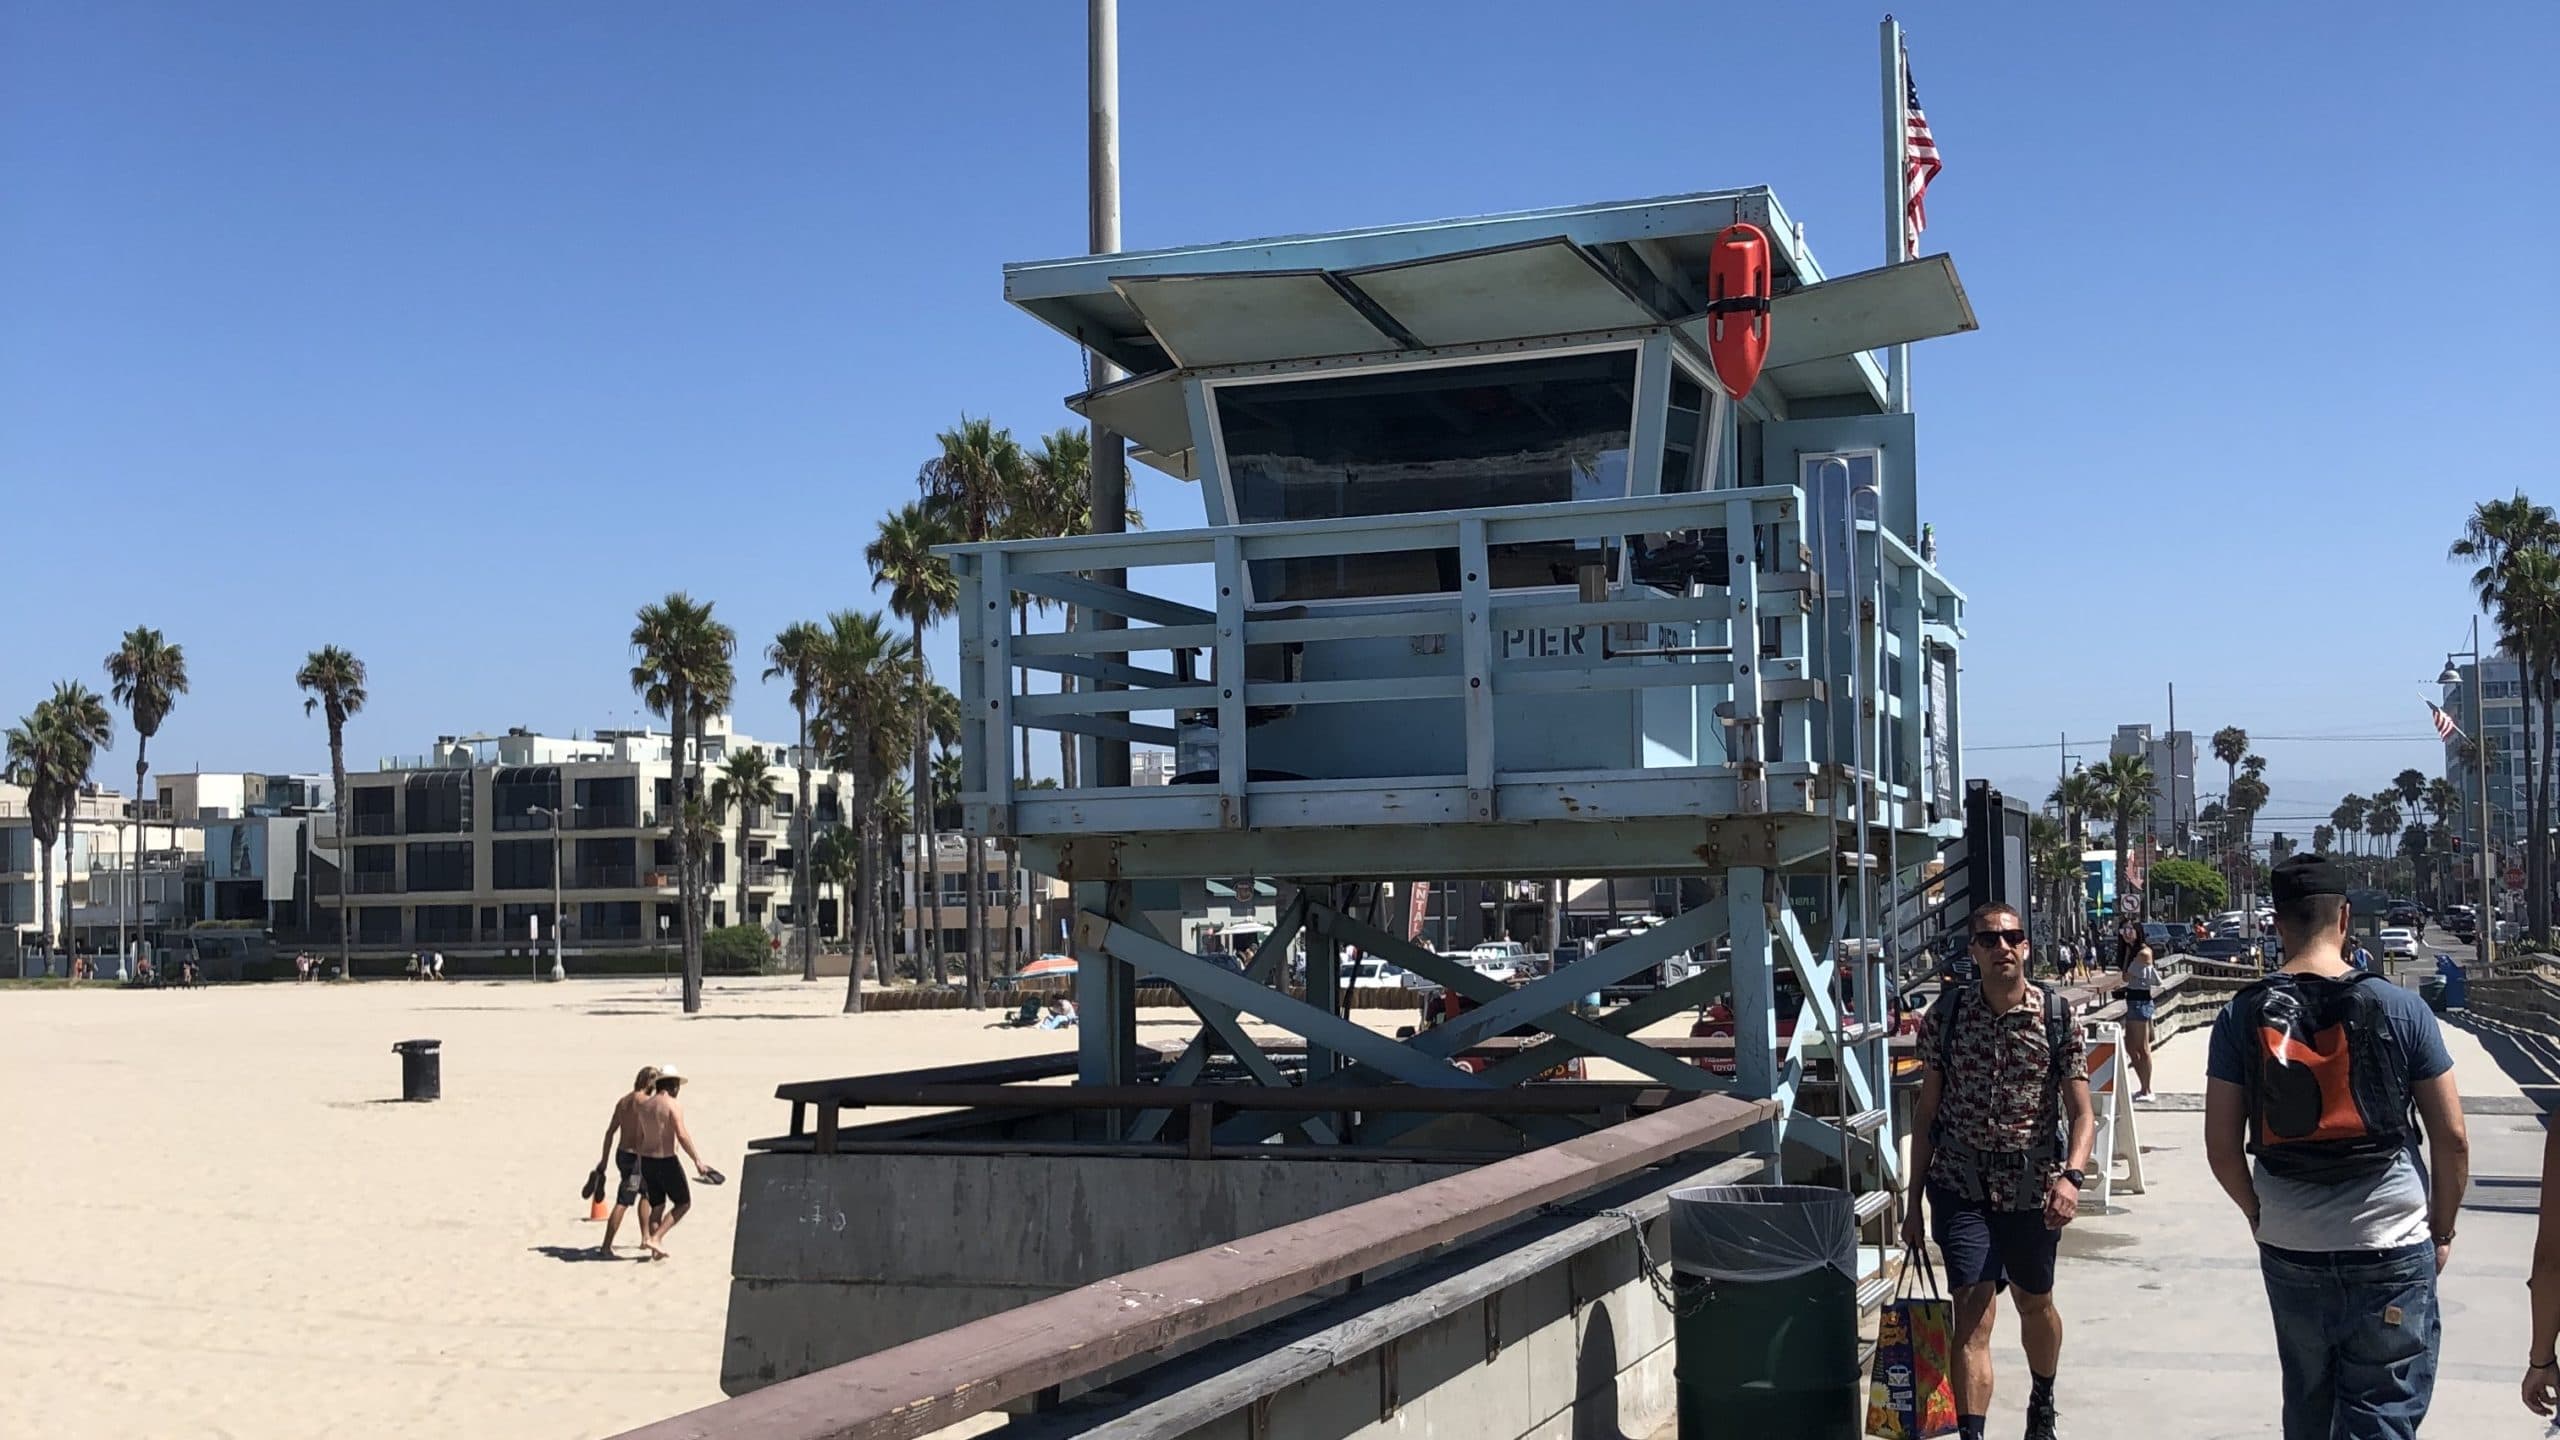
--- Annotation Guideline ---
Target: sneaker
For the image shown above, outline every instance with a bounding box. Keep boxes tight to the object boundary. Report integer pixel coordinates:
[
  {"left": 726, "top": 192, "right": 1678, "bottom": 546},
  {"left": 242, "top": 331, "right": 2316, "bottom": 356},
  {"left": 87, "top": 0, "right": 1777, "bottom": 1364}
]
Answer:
[{"left": 2025, "top": 1394, "right": 2059, "bottom": 1440}]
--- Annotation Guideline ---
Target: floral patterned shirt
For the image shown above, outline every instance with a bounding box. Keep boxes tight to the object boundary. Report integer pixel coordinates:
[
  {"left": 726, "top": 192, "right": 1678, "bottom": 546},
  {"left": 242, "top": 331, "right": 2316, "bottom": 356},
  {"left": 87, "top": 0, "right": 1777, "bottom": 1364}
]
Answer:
[{"left": 1917, "top": 983, "right": 2087, "bottom": 1210}]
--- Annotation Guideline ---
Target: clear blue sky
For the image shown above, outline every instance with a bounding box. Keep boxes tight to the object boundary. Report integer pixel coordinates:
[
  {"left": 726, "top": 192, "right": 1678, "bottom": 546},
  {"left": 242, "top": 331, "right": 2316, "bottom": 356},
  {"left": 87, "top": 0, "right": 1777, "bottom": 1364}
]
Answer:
[{"left": 6, "top": 1, "right": 2555, "bottom": 832}]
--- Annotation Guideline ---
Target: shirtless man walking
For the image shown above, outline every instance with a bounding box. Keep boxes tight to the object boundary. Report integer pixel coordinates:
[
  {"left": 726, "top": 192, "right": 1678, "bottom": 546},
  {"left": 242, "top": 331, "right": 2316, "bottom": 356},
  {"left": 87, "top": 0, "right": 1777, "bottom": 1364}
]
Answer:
[
  {"left": 593, "top": 1065, "right": 659, "bottom": 1257},
  {"left": 630, "top": 1066, "right": 717, "bottom": 1260}
]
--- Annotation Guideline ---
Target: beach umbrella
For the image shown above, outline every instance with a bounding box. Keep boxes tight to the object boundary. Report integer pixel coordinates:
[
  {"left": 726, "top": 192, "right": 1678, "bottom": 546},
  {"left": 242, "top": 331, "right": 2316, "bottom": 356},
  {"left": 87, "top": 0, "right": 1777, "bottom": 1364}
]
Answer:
[{"left": 1018, "top": 954, "right": 1077, "bottom": 979}]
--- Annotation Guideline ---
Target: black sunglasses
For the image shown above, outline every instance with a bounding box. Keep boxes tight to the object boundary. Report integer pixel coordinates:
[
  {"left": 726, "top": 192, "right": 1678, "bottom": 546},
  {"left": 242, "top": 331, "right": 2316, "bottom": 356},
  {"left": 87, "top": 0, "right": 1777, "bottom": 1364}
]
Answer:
[{"left": 1970, "top": 928, "right": 2028, "bottom": 948}]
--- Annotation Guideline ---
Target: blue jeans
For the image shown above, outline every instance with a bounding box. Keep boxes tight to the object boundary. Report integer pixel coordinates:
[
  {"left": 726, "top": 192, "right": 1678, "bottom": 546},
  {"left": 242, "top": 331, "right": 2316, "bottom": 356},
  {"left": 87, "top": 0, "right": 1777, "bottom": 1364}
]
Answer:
[{"left": 2258, "top": 1242, "right": 2439, "bottom": 1440}]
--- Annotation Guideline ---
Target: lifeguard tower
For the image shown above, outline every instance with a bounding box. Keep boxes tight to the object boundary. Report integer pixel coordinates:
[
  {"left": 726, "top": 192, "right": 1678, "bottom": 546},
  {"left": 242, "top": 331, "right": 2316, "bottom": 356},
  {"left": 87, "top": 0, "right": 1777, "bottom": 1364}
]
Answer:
[{"left": 715, "top": 188, "right": 1978, "bottom": 1415}]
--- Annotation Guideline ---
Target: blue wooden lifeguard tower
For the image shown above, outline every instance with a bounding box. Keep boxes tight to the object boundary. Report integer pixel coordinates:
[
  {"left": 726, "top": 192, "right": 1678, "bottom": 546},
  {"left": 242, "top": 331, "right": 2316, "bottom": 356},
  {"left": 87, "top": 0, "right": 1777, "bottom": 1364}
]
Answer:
[
  {"left": 950, "top": 185, "right": 1975, "bottom": 1176},
  {"left": 711, "top": 186, "right": 1987, "bottom": 1406}
]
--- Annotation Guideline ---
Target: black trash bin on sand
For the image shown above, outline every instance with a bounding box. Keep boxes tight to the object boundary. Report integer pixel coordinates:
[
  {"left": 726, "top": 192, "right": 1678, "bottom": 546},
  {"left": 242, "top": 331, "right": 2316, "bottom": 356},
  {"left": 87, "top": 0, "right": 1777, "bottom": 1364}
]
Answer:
[
  {"left": 1669, "top": 1183, "right": 1860, "bottom": 1439},
  {"left": 393, "top": 1039, "right": 441, "bottom": 1102}
]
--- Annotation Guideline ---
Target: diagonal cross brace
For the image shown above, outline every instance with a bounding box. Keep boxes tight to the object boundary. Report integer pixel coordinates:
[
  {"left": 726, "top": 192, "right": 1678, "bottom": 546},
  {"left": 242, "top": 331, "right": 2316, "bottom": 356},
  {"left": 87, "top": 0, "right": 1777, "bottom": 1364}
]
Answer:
[
  {"left": 1309, "top": 907, "right": 1717, "bottom": 1095},
  {"left": 1079, "top": 912, "right": 1490, "bottom": 1090},
  {"left": 1470, "top": 966, "right": 1732, "bottom": 1088},
  {"left": 1127, "top": 896, "right": 1332, "bottom": 1144},
  {"left": 1408, "top": 900, "right": 1729, "bottom": 1058}
]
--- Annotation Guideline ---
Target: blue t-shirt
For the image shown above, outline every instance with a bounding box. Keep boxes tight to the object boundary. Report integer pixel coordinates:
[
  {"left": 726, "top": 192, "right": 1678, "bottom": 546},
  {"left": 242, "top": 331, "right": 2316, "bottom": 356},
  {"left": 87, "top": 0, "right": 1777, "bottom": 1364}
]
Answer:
[{"left": 2206, "top": 973, "right": 2452, "bottom": 1252}]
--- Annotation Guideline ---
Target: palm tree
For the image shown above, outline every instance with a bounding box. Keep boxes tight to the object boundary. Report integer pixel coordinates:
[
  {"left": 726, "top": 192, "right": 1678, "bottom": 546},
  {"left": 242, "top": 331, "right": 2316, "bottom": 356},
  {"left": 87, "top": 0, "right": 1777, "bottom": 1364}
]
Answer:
[
  {"left": 630, "top": 594, "right": 736, "bottom": 1013},
  {"left": 2366, "top": 798, "right": 2402, "bottom": 884},
  {"left": 817, "top": 609, "right": 914, "bottom": 1013},
  {"left": 2048, "top": 768, "right": 2104, "bottom": 941},
  {"left": 2209, "top": 726, "right": 2248, "bottom": 871},
  {"left": 709, "top": 747, "right": 780, "bottom": 933},
  {"left": 2452, "top": 493, "right": 2560, "bottom": 941},
  {"left": 2335, "top": 795, "right": 2369, "bottom": 859},
  {"left": 295, "top": 647, "right": 367, "bottom": 979},
  {"left": 2313, "top": 823, "right": 2335, "bottom": 855},
  {"left": 2501, "top": 546, "right": 2560, "bottom": 941},
  {"left": 2088, "top": 753, "right": 2156, "bottom": 920},
  {"left": 104, "top": 628, "right": 187, "bottom": 966},
  {"left": 917, "top": 416, "right": 1024, "bottom": 546},
  {"left": 867, "top": 501, "right": 959, "bottom": 980},
  {"left": 811, "top": 825, "right": 857, "bottom": 942},
  {"left": 764, "top": 621, "right": 828, "bottom": 983},
  {"left": 2392, "top": 768, "right": 2426, "bottom": 812},
  {"left": 12, "top": 684, "right": 114, "bottom": 970}
]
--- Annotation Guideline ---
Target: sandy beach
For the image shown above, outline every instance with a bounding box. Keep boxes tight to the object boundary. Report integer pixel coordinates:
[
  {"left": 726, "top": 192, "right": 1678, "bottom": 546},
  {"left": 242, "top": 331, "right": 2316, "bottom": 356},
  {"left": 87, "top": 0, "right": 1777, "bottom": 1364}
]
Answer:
[{"left": 0, "top": 975, "right": 1147, "bottom": 1440}]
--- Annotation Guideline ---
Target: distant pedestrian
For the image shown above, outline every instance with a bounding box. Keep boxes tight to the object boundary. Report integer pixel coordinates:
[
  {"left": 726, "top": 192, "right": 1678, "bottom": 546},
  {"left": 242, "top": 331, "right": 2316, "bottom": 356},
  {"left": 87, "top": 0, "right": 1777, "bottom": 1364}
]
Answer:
[
  {"left": 2119, "top": 944, "right": 2161, "bottom": 1101},
  {"left": 1906, "top": 902, "right": 2096, "bottom": 1440},
  {"left": 593, "top": 1065, "right": 660, "bottom": 1257},
  {"left": 2205, "top": 854, "right": 2467, "bottom": 1440},
  {"left": 431, "top": 951, "right": 446, "bottom": 981},
  {"left": 630, "top": 1066, "right": 718, "bottom": 1260}
]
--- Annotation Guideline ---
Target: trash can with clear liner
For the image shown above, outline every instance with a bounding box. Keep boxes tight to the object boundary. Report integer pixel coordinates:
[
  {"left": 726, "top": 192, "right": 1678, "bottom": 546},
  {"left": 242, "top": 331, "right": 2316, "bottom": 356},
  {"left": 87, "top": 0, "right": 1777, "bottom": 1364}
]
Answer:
[
  {"left": 393, "top": 1038, "right": 441, "bottom": 1102},
  {"left": 1668, "top": 1183, "right": 1861, "bottom": 1438}
]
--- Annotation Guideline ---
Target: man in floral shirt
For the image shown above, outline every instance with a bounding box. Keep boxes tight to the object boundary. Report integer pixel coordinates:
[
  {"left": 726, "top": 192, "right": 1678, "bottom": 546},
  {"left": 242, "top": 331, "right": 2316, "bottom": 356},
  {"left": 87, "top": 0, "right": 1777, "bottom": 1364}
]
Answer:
[{"left": 1903, "top": 902, "right": 2096, "bottom": 1440}]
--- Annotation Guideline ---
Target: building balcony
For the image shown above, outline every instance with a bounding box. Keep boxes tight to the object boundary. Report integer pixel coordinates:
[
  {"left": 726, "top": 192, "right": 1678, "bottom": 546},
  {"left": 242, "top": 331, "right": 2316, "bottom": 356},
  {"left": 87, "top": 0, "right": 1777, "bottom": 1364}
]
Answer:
[
  {"left": 348, "top": 815, "right": 399, "bottom": 837},
  {"left": 574, "top": 806, "right": 643, "bottom": 830},
  {"left": 348, "top": 873, "right": 401, "bottom": 895},
  {"left": 742, "top": 861, "right": 783, "bottom": 888},
  {"left": 572, "top": 865, "right": 639, "bottom": 889},
  {"left": 579, "top": 922, "right": 646, "bottom": 943}
]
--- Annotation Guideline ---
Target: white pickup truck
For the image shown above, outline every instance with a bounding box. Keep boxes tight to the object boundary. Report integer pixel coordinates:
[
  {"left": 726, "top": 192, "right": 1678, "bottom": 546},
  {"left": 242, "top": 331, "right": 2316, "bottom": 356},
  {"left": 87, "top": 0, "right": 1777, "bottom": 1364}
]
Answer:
[{"left": 1459, "top": 940, "right": 1542, "bottom": 983}]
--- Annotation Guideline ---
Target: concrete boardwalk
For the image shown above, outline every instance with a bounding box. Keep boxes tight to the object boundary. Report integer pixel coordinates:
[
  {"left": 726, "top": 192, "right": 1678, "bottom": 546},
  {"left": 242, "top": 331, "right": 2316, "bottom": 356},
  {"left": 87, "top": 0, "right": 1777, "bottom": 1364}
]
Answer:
[{"left": 1972, "top": 963, "right": 2551, "bottom": 1440}]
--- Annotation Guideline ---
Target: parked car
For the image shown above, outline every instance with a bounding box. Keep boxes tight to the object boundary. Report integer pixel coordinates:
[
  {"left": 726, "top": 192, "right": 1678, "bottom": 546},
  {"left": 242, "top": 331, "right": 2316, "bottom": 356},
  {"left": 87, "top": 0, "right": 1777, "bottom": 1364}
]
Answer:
[
  {"left": 1691, "top": 971, "right": 1921, "bottom": 1077},
  {"left": 2378, "top": 927, "right": 2419, "bottom": 960},
  {"left": 2189, "top": 936, "right": 2261, "bottom": 966},
  {"left": 2385, "top": 904, "right": 2424, "bottom": 929}
]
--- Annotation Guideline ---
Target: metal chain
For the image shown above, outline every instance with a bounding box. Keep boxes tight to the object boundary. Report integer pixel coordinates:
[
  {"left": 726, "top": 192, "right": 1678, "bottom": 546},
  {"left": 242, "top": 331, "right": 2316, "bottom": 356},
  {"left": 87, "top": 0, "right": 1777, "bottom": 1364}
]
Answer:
[{"left": 1542, "top": 1204, "right": 1713, "bottom": 1318}]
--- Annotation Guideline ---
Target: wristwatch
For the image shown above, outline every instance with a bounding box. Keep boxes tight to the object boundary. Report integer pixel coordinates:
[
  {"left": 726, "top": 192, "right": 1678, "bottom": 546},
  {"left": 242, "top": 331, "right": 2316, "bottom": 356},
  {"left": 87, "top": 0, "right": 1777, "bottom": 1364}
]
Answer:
[{"left": 2060, "top": 1168, "right": 2087, "bottom": 1189}]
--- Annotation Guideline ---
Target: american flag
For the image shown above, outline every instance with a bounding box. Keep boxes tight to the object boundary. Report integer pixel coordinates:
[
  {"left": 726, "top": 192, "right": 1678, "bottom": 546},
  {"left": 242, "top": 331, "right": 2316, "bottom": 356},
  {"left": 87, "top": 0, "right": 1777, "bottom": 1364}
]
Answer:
[
  {"left": 1903, "top": 53, "right": 1942, "bottom": 259},
  {"left": 2428, "top": 699, "right": 2464, "bottom": 743}
]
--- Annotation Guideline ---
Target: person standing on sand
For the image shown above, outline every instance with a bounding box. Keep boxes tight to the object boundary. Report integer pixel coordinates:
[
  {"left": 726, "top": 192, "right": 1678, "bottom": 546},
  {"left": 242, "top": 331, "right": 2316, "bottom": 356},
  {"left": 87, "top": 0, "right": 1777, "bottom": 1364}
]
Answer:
[
  {"left": 630, "top": 1067, "right": 717, "bottom": 1260},
  {"left": 593, "top": 1066, "right": 660, "bottom": 1256}
]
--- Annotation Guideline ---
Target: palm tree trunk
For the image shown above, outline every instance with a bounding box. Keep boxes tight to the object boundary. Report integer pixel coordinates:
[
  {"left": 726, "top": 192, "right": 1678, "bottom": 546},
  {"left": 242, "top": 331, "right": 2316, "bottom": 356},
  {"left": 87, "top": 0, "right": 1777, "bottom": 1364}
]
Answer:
[
  {"left": 964, "top": 839, "right": 986, "bottom": 1007},
  {"left": 797, "top": 704, "right": 815, "bottom": 983},
  {"left": 331, "top": 728, "right": 350, "bottom": 981},
  {"left": 2114, "top": 813, "right": 2130, "bottom": 929},
  {"left": 133, "top": 741, "right": 149, "bottom": 976},
  {"left": 670, "top": 695, "right": 700, "bottom": 1012},
  {"left": 843, "top": 727, "right": 874, "bottom": 1013},
  {"left": 1002, "top": 842, "right": 1022, "bottom": 979},
  {"left": 35, "top": 833, "right": 54, "bottom": 972}
]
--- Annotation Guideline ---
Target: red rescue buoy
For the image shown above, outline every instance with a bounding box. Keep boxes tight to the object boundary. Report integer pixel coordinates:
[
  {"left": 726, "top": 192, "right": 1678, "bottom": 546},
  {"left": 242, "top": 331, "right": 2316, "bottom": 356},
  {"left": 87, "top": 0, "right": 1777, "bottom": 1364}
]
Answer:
[{"left": 1703, "top": 223, "right": 1772, "bottom": 397}]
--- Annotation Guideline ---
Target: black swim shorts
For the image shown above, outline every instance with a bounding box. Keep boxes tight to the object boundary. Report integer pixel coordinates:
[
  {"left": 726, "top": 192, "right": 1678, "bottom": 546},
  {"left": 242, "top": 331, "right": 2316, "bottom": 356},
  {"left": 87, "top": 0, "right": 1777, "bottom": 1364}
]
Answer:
[
  {"left": 614, "top": 1149, "right": 643, "bottom": 1208},
  {"left": 640, "top": 1154, "right": 690, "bottom": 1210}
]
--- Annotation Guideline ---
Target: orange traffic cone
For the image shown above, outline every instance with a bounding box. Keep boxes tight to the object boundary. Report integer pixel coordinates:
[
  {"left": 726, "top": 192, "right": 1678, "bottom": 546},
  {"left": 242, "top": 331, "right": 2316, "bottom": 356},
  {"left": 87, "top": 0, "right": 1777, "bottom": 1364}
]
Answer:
[{"left": 588, "top": 1197, "right": 607, "bottom": 1222}]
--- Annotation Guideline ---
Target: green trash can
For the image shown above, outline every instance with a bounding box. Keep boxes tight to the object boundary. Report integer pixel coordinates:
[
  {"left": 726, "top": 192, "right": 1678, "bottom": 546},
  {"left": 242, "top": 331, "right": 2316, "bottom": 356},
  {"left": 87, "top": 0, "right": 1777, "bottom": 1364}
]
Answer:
[{"left": 1669, "top": 1184, "right": 1861, "bottom": 1439}]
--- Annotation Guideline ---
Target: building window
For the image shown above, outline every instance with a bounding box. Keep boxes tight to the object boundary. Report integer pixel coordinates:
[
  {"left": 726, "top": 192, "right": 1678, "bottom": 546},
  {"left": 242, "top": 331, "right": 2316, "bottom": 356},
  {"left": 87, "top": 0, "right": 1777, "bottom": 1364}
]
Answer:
[
  {"left": 578, "top": 900, "right": 642, "bottom": 942},
  {"left": 492, "top": 839, "right": 553, "bottom": 891},
  {"left": 415, "top": 904, "right": 473, "bottom": 944},
  {"left": 403, "top": 772, "right": 473, "bottom": 834},
  {"left": 406, "top": 841, "right": 474, "bottom": 892},
  {"left": 349, "top": 786, "right": 398, "bottom": 837},
  {"left": 501, "top": 902, "right": 549, "bottom": 942},
  {"left": 491, "top": 768, "right": 562, "bottom": 831},
  {"left": 349, "top": 846, "right": 399, "bottom": 894},
  {"left": 357, "top": 906, "right": 402, "bottom": 944},
  {"left": 572, "top": 838, "right": 638, "bottom": 888},
  {"left": 573, "top": 775, "right": 639, "bottom": 828}
]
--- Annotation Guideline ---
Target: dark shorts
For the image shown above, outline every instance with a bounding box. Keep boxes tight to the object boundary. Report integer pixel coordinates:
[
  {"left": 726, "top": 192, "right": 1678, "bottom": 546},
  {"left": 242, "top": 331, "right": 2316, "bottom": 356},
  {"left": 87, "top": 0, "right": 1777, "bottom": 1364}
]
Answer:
[
  {"left": 640, "top": 1155, "right": 690, "bottom": 1210},
  {"left": 613, "top": 1149, "right": 642, "bottom": 1208},
  {"left": 1929, "top": 1189, "right": 2060, "bottom": 1296}
]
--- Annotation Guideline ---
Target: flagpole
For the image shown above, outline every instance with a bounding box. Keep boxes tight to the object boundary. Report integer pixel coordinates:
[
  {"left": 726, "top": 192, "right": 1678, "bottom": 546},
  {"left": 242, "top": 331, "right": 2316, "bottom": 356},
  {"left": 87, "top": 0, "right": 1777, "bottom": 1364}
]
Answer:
[{"left": 1881, "top": 16, "right": 1910, "bottom": 415}]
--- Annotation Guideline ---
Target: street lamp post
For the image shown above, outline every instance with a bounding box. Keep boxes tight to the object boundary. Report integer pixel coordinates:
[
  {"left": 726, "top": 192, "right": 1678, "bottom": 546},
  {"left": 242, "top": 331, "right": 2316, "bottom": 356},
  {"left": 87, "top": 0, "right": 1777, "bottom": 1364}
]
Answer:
[
  {"left": 2440, "top": 621, "right": 2497, "bottom": 967},
  {"left": 529, "top": 805, "right": 570, "bottom": 981}
]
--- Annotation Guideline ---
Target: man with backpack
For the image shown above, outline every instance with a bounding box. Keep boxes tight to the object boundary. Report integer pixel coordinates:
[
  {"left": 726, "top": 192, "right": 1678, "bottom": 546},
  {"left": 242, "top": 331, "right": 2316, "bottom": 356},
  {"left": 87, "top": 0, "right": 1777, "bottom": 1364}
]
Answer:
[
  {"left": 2205, "top": 853, "right": 2468, "bottom": 1440},
  {"left": 1904, "top": 902, "right": 2096, "bottom": 1440}
]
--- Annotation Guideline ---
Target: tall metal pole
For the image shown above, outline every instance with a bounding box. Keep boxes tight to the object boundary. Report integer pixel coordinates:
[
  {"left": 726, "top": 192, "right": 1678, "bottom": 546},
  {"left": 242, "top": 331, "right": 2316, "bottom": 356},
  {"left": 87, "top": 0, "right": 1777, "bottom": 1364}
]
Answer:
[
  {"left": 1087, "top": 0, "right": 1130, "bottom": 790},
  {"left": 1880, "top": 16, "right": 1911, "bottom": 414},
  {"left": 2477, "top": 616, "right": 2497, "bottom": 966}
]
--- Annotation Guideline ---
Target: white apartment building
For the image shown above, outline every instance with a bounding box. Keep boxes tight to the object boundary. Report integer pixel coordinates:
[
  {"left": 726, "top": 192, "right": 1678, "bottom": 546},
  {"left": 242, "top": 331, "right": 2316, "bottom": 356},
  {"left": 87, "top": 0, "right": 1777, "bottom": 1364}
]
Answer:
[{"left": 317, "top": 716, "right": 856, "bottom": 956}]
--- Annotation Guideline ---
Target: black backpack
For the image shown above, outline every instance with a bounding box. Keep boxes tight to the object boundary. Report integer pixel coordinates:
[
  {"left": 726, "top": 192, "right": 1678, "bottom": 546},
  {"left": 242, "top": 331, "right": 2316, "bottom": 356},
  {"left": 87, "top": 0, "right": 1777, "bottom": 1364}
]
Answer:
[{"left": 2233, "top": 970, "right": 2417, "bottom": 1183}]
